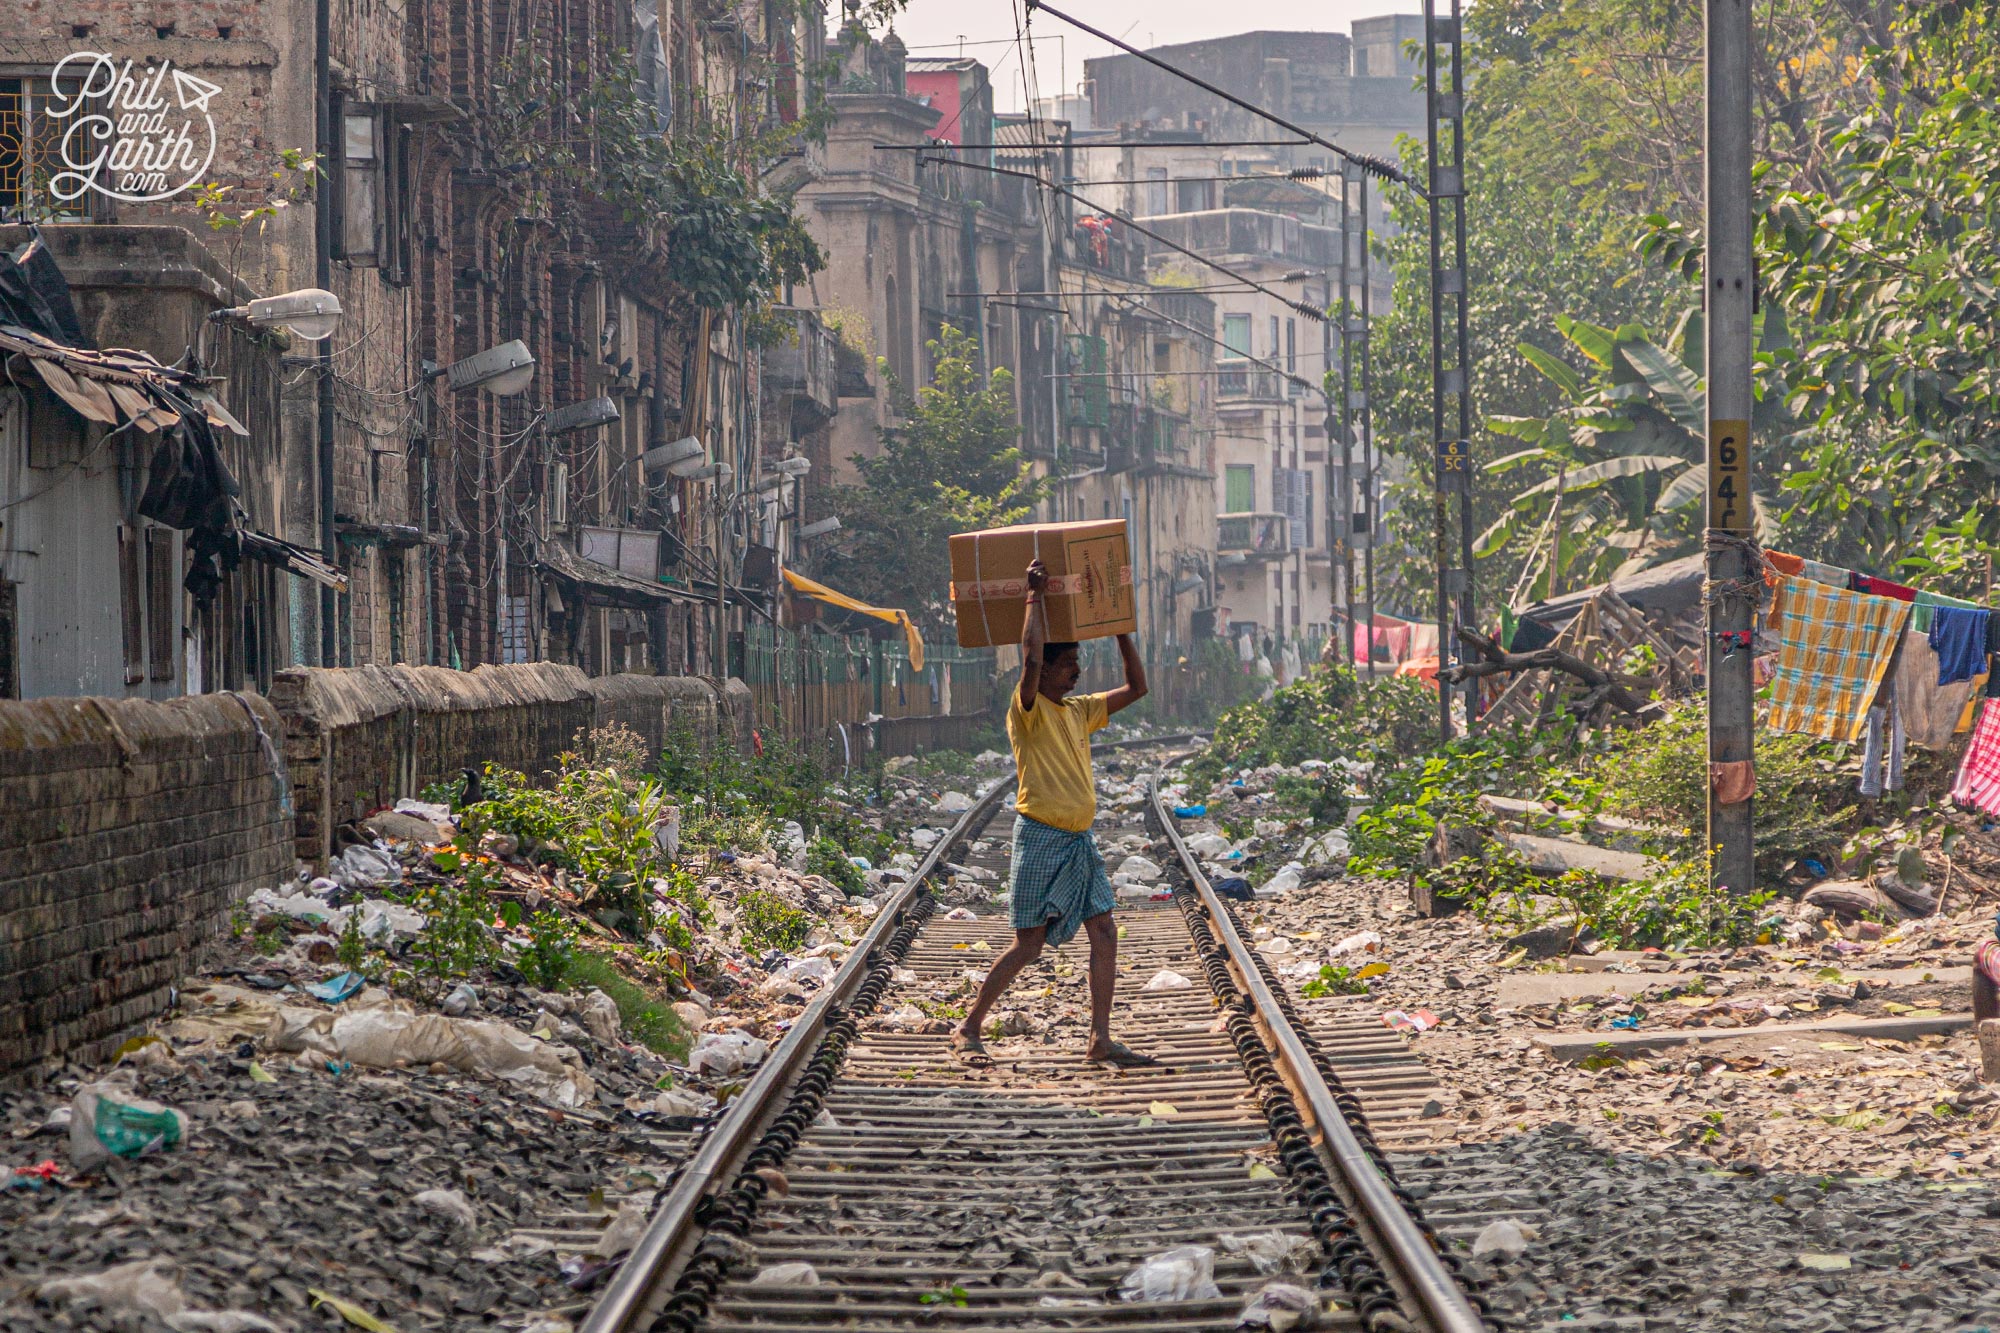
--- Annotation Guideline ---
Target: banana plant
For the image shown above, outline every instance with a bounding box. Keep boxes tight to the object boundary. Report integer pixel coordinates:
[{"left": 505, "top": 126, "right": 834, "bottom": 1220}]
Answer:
[{"left": 1481, "top": 311, "right": 1777, "bottom": 607}]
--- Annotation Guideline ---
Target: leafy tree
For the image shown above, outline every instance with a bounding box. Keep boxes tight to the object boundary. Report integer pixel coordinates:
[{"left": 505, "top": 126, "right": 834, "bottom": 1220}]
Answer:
[{"left": 817, "top": 325, "right": 1043, "bottom": 629}]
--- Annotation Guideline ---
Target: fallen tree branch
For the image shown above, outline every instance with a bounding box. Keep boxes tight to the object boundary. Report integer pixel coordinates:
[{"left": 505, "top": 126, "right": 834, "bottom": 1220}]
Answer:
[{"left": 1436, "top": 627, "right": 1665, "bottom": 722}]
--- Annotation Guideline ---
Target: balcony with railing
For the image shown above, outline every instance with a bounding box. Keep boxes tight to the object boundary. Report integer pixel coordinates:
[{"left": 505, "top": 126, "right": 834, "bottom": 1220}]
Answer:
[
  {"left": 1217, "top": 512, "right": 1291, "bottom": 559},
  {"left": 1217, "top": 362, "right": 1284, "bottom": 402}
]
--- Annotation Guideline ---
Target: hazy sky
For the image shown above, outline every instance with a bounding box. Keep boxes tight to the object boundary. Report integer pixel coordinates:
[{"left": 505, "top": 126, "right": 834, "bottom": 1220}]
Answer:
[{"left": 889, "top": 0, "right": 1421, "bottom": 114}]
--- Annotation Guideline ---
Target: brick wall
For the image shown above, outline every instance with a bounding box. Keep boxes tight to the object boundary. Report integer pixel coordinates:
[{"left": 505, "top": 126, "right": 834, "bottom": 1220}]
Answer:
[
  {"left": 269, "top": 664, "right": 753, "bottom": 863},
  {"left": 0, "top": 694, "right": 293, "bottom": 1079}
]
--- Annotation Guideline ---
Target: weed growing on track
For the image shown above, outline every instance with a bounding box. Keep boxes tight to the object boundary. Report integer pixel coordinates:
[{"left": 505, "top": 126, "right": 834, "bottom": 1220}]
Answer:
[{"left": 739, "top": 886, "right": 812, "bottom": 951}]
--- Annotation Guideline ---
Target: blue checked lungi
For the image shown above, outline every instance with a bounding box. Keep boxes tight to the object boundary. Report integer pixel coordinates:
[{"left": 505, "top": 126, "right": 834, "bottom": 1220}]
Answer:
[{"left": 1009, "top": 814, "right": 1116, "bottom": 946}]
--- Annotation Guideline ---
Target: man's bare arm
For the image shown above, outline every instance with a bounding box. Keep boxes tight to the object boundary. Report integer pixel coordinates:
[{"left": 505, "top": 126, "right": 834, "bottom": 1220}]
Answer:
[
  {"left": 1104, "top": 633, "right": 1149, "bottom": 716},
  {"left": 1017, "top": 559, "right": 1049, "bottom": 712}
]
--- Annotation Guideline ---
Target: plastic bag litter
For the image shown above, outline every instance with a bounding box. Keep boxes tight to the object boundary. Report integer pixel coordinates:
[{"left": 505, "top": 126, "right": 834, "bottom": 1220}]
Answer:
[
  {"left": 1118, "top": 1246, "right": 1221, "bottom": 1303},
  {"left": 575, "top": 988, "right": 623, "bottom": 1044},
  {"left": 592, "top": 1200, "right": 649, "bottom": 1258},
  {"left": 909, "top": 828, "right": 940, "bottom": 851},
  {"left": 1261, "top": 864, "right": 1304, "bottom": 896},
  {"left": 943, "top": 907, "right": 979, "bottom": 921},
  {"left": 266, "top": 1006, "right": 594, "bottom": 1107},
  {"left": 413, "top": 1187, "right": 478, "bottom": 1228},
  {"left": 38, "top": 1259, "right": 283, "bottom": 1333},
  {"left": 1116, "top": 854, "right": 1164, "bottom": 882},
  {"left": 1184, "top": 832, "right": 1234, "bottom": 857},
  {"left": 442, "top": 982, "right": 480, "bottom": 1017},
  {"left": 394, "top": 797, "right": 455, "bottom": 824},
  {"left": 879, "top": 1004, "right": 928, "bottom": 1031},
  {"left": 331, "top": 843, "right": 402, "bottom": 889},
  {"left": 1218, "top": 1231, "right": 1318, "bottom": 1275},
  {"left": 1252, "top": 818, "right": 1288, "bottom": 838},
  {"left": 1471, "top": 1218, "right": 1535, "bottom": 1259},
  {"left": 688, "top": 1031, "right": 769, "bottom": 1077},
  {"left": 70, "top": 1077, "right": 190, "bottom": 1170},
  {"left": 1143, "top": 969, "right": 1195, "bottom": 992},
  {"left": 1298, "top": 830, "right": 1350, "bottom": 866},
  {"left": 748, "top": 1262, "right": 820, "bottom": 1287},
  {"left": 1236, "top": 1281, "right": 1329, "bottom": 1330},
  {"left": 1328, "top": 931, "right": 1382, "bottom": 959},
  {"left": 760, "top": 956, "right": 835, "bottom": 995},
  {"left": 934, "top": 790, "right": 975, "bottom": 815},
  {"left": 625, "top": 1086, "right": 715, "bottom": 1118}
]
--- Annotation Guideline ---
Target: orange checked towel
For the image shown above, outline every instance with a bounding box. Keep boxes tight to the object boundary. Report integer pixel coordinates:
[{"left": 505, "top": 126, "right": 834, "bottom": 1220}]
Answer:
[{"left": 1766, "top": 574, "right": 1910, "bottom": 744}]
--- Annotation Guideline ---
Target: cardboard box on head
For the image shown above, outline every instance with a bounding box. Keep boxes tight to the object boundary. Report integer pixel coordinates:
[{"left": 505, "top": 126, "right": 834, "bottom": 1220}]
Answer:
[{"left": 949, "top": 519, "right": 1137, "bottom": 649}]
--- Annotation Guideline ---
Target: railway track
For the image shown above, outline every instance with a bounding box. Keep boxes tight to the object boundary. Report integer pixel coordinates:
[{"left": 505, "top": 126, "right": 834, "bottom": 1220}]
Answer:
[{"left": 578, "top": 741, "right": 1505, "bottom": 1333}]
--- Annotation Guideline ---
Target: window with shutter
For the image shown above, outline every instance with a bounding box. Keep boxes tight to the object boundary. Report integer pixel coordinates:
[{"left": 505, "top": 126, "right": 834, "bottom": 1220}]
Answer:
[
  {"left": 119, "top": 524, "right": 144, "bottom": 684},
  {"left": 1224, "top": 464, "right": 1256, "bottom": 513},
  {"left": 145, "top": 527, "right": 177, "bottom": 682}
]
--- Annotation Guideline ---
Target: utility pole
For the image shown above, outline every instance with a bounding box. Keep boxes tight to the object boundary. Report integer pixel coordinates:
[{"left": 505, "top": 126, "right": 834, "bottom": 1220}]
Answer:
[
  {"left": 1357, "top": 172, "right": 1379, "bottom": 685},
  {"left": 1334, "top": 174, "right": 1356, "bottom": 674},
  {"left": 1423, "top": 0, "right": 1472, "bottom": 741},
  {"left": 1705, "top": 0, "right": 1756, "bottom": 894}
]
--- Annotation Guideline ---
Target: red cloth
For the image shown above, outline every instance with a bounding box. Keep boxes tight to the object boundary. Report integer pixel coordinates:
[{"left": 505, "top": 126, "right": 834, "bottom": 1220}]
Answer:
[
  {"left": 1351, "top": 616, "right": 1413, "bottom": 665},
  {"left": 1977, "top": 939, "right": 2000, "bottom": 990},
  {"left": 1953, "top": 699, "right": 2000, "bottom": 816},
  {"left": 1852, "top": 573, "right": 1917, "bottom": 602}
]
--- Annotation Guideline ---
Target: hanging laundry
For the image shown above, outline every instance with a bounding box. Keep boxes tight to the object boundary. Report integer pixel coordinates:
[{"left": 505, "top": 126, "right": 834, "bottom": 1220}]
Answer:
[
  {"left": 1896, "top": 629, "right": 1981, "bottom": 750},
  {"left": 1850, "top": 572, "right": 1917, "bottom": 602},
  {"left": 1765, "top": 551, "right": 1804, "bottom": 578},
  {"left": 1766, "top": 575, "right": 1910, "bottom": 744},
  {"left": 1911, "top": 589, "right": 1979, "bottom": 636},
  {"left": 1952, "top": 699, "right": 2000, "bottom": 818},
  {"left": 1929, "top": 605, "right": 1990, "bottom": 686},
  {"left": 1857, "top": 692, "right": 1905, "bottom": 797},
  {"left": 1801, "top": 559, "right": 1849, "bottom": 590}
]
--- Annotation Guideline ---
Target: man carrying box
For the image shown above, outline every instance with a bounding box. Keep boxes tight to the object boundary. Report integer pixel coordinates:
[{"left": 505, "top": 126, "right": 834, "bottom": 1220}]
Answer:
[{"left": 954, "top": 558, "right": 1156, "bottom": 1066}]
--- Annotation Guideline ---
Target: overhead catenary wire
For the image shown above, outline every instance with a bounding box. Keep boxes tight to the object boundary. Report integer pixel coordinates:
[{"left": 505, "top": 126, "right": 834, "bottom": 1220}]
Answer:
[
  {"left": 913, "top": 152, "right": 1327, "bottom": 322},
  {"left": 1022, "top": 0, "right": 1413, "bottom": 189}
]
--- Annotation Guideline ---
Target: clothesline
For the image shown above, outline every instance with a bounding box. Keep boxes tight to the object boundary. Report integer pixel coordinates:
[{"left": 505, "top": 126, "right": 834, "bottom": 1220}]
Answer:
[{"left": 1759, "top": 546, "right": 2000, "bottom": 818}]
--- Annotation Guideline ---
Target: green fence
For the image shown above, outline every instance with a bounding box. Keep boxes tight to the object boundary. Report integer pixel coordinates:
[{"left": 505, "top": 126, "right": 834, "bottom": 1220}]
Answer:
[{"left": 740, "top": 624, "right": 1001, "bottom": 744}]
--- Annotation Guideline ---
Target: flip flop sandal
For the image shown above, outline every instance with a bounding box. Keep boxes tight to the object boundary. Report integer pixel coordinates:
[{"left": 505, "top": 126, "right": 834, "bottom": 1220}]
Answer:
[
  {"left": 1090, "top": 1041, "right": 1160, "bottom": 1068},
  {"left": 951, "top": 1030, "right": 991, "bottom": 1061}
]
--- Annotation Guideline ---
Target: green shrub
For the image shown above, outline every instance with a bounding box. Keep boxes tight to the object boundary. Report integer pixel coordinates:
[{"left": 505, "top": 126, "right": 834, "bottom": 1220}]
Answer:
[
  {"left": 514, "top": 909, "right": 579, "bottom": 990},
  {"left": 739, "top": 886, "right": 812, "bottom": 952},
  {"left": 566, "top": 954, "right": 689, "bottom": 1059},
  {"left": 806, "top": 834, "right": 867, "bottom": 896},
  {"left": 1592, "top": 702, "right": 1853, "bottom": 885}
]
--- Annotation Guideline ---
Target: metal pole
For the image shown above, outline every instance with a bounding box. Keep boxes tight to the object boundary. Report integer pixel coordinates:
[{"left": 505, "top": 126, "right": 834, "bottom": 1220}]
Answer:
[
  {"left": 1335, "top": 170, "right": 1357, "bottom": 676},
  {"left": 1705, "top": 0, "right": 1756, "bottom": 894},
  {"left": 1358, "top": 172, "right": 1378, "bottom": 685},
  {"left": 314, "top": 0, "right": 338, "bottom": 668},
  {"left": 1446, "top": 14, "right": 1476, "bottom": 731},
  {"left": 1422, "top": 0, "right": 1456, "bottom": 742}
]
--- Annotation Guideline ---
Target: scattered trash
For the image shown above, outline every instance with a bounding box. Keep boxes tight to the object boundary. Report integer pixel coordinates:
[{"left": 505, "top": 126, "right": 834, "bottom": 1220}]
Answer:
[
  {"left": 441, "top": 982, "right": 480, "bottom": 1017},
  {"left": 413, "top": 1188, "right": 478, "bottom": 1229},
  {"left": 305, "top": 972, "right": 367, "bottom": 1005},
  {"left": 688, "top": 1031, "right": 770, "bottom": 1077},
  {"left": 70, "top": 1077, "right": 190, "bottom": 1170},
  {"left": 591, "top": 1200, "right": 649, "bottom": 1258},
  {"left": 943, "top": 907, "right": 980, "bottom": 921},
  {"left": 935, "top": 790, "right": 975, "bottom": 815},
  {"left": 1608, "top": 1014, "right": 1644, "bottom": 1030},
  {"left": 1218, "top": 1231, "right": 1319, "bottom": 1275},
  {"left": 574, "top": 988, "right": 623, "bottom": 1045},
  {"left": 1327, "top": 931, "right": 1382, "bottom": 959},
  {"left": 1471, "top": 1218, "right": 1536, "bottom": 1259},
  {"left": 1185, "top": 832, "right": 1235, "bottom": 857},
  {"left": 1379, "top": 1009, "right": 1439, "bottom": 1033},
  {"left": 1116, "top": 854, "right": 1164, "bottom": 882},
  {"left": 1261, "top": 863, "right": 1304, "bottom": 895},
  {"left": 1144, "top": 969, "right": 1195, "bottom": 992},
  {"left": 331, "top": 844, "right": 403, "bottom": 890},
  {"left": 1253, "top": 818, "right": 1289, "bottom": 838},
  {"left": 266, "top": 1005, "right": 595, "bottom": 1108},
  {"left": 310, "top": 1287, "right": 402, "bottom": 1332},
  {"left": 1173, "top": 804, "right": 1208, "bottom": 818},
  {"left": 1215, "top": 876, "right": 1254, "bottom": 902},
  {"left": 760, "top": 956, "right": 836, "bottom": 995},
  {"left": 1237, "top": 1281, "right": 1330, "bottom": 1330},
  {"left": 1118, "top": 1246, "right": 1221, "bottom": 1303},
  {"left": 747, "top": 1262, "right": 821, "bottom": 1287},
  {"left": 1798, "top": 1253, "right": 1852, "bottom": 1271}
]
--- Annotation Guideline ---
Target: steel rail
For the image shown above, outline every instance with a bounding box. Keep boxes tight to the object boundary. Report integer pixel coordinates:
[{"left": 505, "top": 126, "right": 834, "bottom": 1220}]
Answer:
[
  {"left": 578, "top": 773, "right": 1016, "bottom": 1333},
  {"left": 1147, "top": 777, "right": 1489, "bottom": 1333}
]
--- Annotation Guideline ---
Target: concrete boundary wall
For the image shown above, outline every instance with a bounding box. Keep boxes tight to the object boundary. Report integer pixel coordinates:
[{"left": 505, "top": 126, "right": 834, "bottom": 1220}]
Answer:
[
  {"left": 0, "top": 693, "right": 292, "bottom": 1077},
  {"left": 268, "top": 665, "right": 752, "bottom": 863}
]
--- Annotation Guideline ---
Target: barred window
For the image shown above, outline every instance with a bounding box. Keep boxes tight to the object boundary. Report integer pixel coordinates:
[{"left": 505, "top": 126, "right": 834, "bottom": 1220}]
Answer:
[{"left": 0, "top": 74, "right": 103, "bottom": 222}]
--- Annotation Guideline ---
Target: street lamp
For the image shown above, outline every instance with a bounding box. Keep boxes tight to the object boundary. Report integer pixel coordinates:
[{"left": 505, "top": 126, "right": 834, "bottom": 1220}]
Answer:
[
  {"left": 798, "top": 516, "right": 841, "bottom": 540},
  {"left": 211, "top": 287, "right": 344, "bottom": 341},
  {"left": 679, "top": 462, "right": 734, "bottom": 486},
  {"left": 426, "top": 340, "right": 537, "bottom": 397}
]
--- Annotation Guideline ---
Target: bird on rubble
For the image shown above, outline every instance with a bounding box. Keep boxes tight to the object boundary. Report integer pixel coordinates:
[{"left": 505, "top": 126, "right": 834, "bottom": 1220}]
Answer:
[{"left": 457, "top": 766, "right": 484, "bottom": 808}]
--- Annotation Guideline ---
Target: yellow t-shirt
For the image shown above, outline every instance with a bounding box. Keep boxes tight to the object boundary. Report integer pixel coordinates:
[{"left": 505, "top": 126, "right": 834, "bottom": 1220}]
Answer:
[{"left": 1008, "top": 690, "right": 1110, "bottom": 832}]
